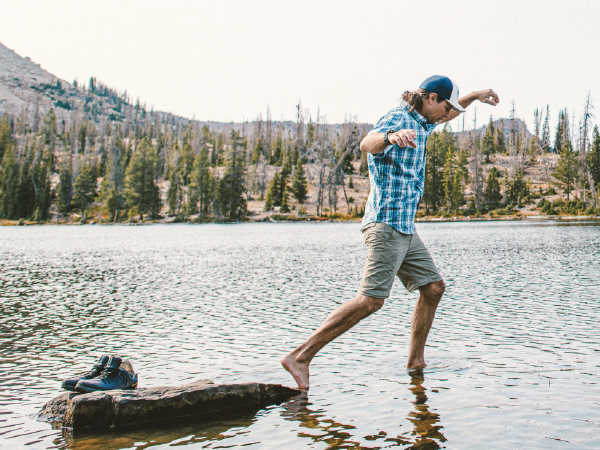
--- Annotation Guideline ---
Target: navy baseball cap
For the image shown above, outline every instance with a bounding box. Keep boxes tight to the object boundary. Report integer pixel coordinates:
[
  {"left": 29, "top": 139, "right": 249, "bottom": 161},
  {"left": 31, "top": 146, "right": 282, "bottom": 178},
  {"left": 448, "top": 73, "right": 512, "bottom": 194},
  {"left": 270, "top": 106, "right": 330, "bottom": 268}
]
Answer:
[{"left": 419, "top": 75, "right": 465, "bottom": 113}]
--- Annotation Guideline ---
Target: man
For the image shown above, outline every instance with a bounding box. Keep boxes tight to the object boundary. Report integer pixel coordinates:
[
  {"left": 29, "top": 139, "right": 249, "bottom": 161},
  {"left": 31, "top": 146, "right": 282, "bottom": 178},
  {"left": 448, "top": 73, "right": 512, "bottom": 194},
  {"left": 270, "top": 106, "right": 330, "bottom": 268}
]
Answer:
[{"left": 282, "top": 75, "right": 499, "bottom": 390}]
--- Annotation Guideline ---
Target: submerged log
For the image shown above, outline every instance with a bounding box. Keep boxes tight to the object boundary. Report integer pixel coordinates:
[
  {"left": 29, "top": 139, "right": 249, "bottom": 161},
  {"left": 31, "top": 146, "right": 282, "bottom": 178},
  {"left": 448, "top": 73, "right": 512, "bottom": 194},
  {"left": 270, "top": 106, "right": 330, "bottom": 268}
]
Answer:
[{"left": 38, "top": 380, "right": 300, "bottom": 430}]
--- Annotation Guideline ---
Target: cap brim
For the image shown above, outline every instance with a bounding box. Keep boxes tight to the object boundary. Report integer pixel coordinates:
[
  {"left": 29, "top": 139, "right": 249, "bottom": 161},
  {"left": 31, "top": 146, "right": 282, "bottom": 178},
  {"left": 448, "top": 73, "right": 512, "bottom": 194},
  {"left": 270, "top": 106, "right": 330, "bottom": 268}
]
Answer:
[{"left": 446, "top": 99, "right": 465, "bottom": 113}]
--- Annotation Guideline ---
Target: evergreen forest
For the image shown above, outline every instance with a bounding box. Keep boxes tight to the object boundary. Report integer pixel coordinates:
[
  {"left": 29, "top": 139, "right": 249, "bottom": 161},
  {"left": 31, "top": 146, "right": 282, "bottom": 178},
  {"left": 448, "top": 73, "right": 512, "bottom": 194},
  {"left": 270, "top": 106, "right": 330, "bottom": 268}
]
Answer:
[{"left": 1, "top": 76, "right": 599, "bottom": 224}]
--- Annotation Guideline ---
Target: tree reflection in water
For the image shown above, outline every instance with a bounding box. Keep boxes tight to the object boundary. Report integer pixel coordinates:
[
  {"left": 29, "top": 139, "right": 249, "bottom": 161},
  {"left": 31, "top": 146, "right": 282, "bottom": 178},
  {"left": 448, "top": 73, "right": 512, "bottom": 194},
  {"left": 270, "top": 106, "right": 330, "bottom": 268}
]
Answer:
[{"left": 280, "top": 370, "right": 447, "bottom": 449}]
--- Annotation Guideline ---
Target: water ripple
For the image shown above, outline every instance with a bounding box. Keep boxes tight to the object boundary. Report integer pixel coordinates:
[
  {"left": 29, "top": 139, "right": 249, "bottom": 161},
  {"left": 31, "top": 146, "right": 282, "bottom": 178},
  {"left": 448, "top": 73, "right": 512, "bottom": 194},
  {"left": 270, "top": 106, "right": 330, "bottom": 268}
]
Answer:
[{"left": 0, "top": 222, "right": 599, "bottom": 449}]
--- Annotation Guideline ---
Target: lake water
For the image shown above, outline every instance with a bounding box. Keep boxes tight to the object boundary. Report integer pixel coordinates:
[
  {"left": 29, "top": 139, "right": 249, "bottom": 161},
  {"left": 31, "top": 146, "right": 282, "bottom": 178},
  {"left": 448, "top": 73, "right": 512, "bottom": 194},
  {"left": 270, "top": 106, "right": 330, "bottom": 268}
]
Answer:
[{"left": 1, "top": 222, "right": 599, "bottom": 449}]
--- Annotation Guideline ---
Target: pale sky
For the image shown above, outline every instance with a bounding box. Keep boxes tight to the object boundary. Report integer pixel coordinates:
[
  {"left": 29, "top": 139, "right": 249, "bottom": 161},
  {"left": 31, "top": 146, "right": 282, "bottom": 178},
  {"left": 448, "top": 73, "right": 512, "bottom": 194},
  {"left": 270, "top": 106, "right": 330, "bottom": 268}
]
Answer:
[{"left": 2, "top": 1, "right": 599, "bottom": 133}]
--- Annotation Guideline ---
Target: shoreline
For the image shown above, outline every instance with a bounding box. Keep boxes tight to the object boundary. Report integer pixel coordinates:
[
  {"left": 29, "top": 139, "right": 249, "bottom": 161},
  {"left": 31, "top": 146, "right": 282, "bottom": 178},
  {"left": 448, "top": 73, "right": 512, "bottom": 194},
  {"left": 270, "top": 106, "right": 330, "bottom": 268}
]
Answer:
[{"left": 3, "top": 215, "right": 599, "bottom": 226}]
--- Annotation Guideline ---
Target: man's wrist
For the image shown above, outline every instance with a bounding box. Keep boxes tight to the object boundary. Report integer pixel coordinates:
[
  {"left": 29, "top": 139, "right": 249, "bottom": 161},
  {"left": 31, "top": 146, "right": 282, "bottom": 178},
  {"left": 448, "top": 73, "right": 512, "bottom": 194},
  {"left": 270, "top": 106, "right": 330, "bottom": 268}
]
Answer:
[{"left": 384, "top": 130, "right": 394, "bottom": 146}]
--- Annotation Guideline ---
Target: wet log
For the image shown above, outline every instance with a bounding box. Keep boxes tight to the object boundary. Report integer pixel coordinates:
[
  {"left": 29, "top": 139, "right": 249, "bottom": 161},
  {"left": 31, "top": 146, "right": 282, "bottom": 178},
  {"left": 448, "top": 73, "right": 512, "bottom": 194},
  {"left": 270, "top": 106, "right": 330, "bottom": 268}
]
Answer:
[{"left": 38, "top": 379, "right": 300, "bottom": 430}]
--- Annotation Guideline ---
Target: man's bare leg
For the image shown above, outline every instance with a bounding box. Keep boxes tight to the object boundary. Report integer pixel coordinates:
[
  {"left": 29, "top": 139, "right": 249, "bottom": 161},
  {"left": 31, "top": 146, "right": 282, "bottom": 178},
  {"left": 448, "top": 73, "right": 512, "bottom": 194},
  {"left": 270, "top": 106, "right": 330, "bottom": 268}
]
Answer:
[
  {"left": 406, "top": 280, "right": 445, "bottom": 369},
  {"left": 281, "top": 294, "right": 384, "bottom": 390}
]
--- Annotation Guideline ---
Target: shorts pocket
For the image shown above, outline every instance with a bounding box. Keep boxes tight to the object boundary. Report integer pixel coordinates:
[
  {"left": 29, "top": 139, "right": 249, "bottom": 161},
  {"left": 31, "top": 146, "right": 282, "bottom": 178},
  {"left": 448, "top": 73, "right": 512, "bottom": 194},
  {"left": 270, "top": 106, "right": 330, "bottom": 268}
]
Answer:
[{"left": 367, "top": 249, "right": 397, "bottom": 264}]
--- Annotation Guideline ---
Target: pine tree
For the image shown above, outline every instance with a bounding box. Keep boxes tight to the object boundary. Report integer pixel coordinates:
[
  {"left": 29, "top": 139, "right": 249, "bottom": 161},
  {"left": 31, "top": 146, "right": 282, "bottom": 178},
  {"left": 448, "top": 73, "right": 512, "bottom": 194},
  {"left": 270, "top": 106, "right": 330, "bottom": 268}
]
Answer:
[
  {"left": 496, "top": 120, "right": 506, "bottom": 155},
  {"left": 14, "top": 140, "right": 37, "bottom": 220},
  {"left": 423, "top": 132, "right": 445, "bottom": 212},
  {"left": 43, "top": 108, "right": 58, "bottom": 146},
  {"left": 214, "top": 177, "right": 228, "bottom": 219},
  {"left": 508, "top": 168, "right": 527, "bottom": 204},
  {"left": 451, "top": 170, "right": 465, "bottom": 214},
  {"left": 280, "top": 186, "right": 290, "bottom": 213},
  {"left": 588, "top": 125, "right": 600, "bottom": 186},
  {"left": 72, "top": 161, "right": 96, "bottom": 221},
  {"left": 292, "top": 157, "right": 308, "bottom": 204},
  {"left": 0, "top": 114, "right": 12, "bottom": 163},
  {"left": 78, "top": 120, "right": 87, "bottom": 154},
  {"left": 210, "top": 136, "right": 220, "bottom": 167},
  {"left": 541, "top": 105, "right": 551, "bottom": 153},
  {"left": 123, "top": 138, "right": 161, "bottom": 221},
  {"left": 214, "top": 132, "right": 246, "bottom": 220},
  {"left": 179, "top": 142, "right": 195, "bottom": 187},
  {"left": 554, "top": 110, "right": 565, "bottom": 154},
  {"left": 443, "top": 148, "right": 456, "bottom": 210},
  {"left": 167, "top": 172, "right": 181, "bottom": 215},
  {"left": 190, "top": 147, "right": 213, "bottom": 216},
  {"left": 484, "top": 167, "right": 502, "bottom": 208},
  {"left": 271, "top": 132, "right": 282, "bottom": 165},
  {"left": 55, "top": 157, "right": 73, "bottom": 217},
  {"left": 277, "top": 159, "right": 292, "bottom": 206},
  {"left": 265, "top": 171, "right": 279, "bottom": 211},
  {"left": 482, "top": 117, "right": 496, "bottom": 162},
  {"left": 553, "top": 140, "right": 579, "bottom": 200},
  {"left": 100, "top": 184, "right": 120, "bottom": 222},
  {"left": 529, "top": 137, "right": 537, "bottom": 156},
  {"left": 251, "top": 139, "right": 264, "bottom": 165},
  {"left": 28, "top": 142, "right": 52, "bottom": 222},
  {"left": 348, "top": 174, "right": 354, "bottom": 189},
  {"left": 0, "top": 146, "right": 19, "bottom": 219},
  {"left": 100, "top": 145, "right": 125, "bottom": 222},
  {"left": 306, "top": 119, "right": 315, "bottom": 146},
  {"left": 457, "top": 150, "right": 470, "bottom": 184}
]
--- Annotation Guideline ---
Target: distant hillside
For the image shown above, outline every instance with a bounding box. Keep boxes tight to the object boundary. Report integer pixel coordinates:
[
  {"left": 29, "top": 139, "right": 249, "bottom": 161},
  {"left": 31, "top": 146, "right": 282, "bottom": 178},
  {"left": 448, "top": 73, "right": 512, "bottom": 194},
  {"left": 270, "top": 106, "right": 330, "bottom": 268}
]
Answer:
[
  {"left": 456, "top": 117, "right": 532, "bottom": 144},
  {"left": 0, "top": 42, "right": 203, "bottom": 132},
  {"left": 0, "top": 42, "right": 369, "bottom": 137},
  {"left": 1, "top": 41, "right": 531, "bottom": 141}
]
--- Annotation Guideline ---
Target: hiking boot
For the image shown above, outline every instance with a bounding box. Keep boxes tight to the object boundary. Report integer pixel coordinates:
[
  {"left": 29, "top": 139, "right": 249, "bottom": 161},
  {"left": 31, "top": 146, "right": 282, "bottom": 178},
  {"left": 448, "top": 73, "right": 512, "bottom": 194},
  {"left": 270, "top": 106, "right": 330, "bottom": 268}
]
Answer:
[
  {"left": 75, "top": 356, "right": 138, "bottom": 393},
  {"left": 61, "top": 355, "right": 110, "bottom": 391}
]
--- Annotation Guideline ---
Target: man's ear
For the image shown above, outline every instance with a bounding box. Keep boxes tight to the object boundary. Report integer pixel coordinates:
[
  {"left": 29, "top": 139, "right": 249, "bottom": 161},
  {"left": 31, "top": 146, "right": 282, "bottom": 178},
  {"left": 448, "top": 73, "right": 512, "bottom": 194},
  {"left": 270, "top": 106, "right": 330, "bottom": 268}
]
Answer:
[{"left": 429, "top": 93, "right": 438, "bottom": 104}]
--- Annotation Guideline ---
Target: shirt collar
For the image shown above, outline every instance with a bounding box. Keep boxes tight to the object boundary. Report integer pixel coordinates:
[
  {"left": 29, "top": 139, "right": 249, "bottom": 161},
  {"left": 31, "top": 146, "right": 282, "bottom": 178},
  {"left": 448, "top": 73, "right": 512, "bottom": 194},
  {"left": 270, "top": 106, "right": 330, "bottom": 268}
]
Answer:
[{"left": 400, "top": 100, "right": 438, "bottom": 131}]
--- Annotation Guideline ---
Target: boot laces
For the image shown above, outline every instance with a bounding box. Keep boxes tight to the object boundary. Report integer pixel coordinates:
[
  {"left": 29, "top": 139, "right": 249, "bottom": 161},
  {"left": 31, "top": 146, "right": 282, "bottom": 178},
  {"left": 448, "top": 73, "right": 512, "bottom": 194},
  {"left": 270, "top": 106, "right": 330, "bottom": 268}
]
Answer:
[
  {"left": 82, "top": 363, "right": 104, "bottom": 378},
  {"left": 100, "top": 367, "right": 121, "bottom": 380}
]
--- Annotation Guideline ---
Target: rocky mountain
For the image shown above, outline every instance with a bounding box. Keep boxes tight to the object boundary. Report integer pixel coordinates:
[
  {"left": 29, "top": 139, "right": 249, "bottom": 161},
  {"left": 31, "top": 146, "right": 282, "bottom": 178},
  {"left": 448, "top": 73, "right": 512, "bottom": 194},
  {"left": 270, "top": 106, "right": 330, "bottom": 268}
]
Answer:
[{"left": 0, "top": 42, "right": 70, "bottom": 123}]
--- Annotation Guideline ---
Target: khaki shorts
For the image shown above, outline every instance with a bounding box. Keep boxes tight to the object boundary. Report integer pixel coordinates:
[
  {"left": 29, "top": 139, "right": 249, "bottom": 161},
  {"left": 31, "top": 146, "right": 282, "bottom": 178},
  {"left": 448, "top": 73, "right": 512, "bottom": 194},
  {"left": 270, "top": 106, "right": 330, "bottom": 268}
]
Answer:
[{"left": 358, "top": 222, "right": 442, "bottom": 298}]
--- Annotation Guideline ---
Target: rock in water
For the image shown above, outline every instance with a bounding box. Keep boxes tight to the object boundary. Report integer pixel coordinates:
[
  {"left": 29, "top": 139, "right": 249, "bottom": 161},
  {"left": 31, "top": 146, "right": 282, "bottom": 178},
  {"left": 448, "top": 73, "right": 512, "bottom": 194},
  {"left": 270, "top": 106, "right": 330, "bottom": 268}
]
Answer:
[
  {"left": 38, "top": 392, "right": 80, "bottom": 422},
  {"left": 38, "top": 380, "right": 300, "bottom": 430}
]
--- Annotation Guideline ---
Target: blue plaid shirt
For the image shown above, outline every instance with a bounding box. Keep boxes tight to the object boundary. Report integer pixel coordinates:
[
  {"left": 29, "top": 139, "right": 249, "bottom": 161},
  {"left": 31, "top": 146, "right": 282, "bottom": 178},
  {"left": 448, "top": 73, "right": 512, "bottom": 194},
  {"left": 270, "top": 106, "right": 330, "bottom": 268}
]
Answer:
[{"left": 362, "top": 101, "right": 438, "bottom": 234}]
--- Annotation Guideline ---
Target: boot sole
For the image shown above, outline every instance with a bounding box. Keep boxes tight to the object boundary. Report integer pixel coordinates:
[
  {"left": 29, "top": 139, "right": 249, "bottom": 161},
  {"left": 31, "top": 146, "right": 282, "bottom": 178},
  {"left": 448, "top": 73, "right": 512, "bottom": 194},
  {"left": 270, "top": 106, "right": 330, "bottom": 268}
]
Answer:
[
  {"left": 61, "top": 381, "right": 78, "bottom": 392},
  {"left": 76, "top": 382, "right": 137, "bottom": 394}
]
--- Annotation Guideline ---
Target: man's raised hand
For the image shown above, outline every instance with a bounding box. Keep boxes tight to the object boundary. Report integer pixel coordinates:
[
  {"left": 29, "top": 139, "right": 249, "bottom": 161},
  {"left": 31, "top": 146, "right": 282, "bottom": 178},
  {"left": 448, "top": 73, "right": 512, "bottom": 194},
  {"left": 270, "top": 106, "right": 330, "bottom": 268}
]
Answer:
[
  {"left": 475, "top": 89, "right": 500, "bottom": 106},
  {"left": 388, "top": 130, "right": 417, "bottom": 148}
]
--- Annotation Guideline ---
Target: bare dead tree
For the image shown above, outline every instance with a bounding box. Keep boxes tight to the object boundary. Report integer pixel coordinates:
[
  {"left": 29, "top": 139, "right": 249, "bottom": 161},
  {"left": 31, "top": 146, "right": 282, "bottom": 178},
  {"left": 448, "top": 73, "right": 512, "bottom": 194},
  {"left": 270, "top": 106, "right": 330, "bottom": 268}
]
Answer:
[
  {"left": 295, "top": 101, "right": 305, "bottom": 155},
  {"left": 579, "top": 92, "right": 594, "bottom": 202},
  {"left": 257, "top": 154, "right": 268, "bottom": 200},
  {"left": 508, "top": 102, "right": 520, "bottom": 176},
  {"left": 468, "top": 133, "right": 485, "bottom": 207}
]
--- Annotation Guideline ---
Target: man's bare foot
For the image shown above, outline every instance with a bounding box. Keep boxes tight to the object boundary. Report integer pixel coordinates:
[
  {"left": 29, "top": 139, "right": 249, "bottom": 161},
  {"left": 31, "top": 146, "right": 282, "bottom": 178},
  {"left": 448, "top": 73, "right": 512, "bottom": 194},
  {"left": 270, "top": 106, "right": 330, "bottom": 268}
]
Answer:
[
  {"left": 281, "top": 353, "right": 310, "bottom": 390},
  {"left": 406, "top": 360, "right": 427, "bottom": 370}
]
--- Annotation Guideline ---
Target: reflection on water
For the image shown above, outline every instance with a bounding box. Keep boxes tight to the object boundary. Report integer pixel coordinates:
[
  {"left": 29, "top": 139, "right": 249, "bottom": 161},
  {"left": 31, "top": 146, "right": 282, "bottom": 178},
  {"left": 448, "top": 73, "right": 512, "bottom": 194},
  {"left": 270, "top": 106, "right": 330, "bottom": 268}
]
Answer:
[
  {"left": 281, "top": 393, "right": 361, "bottom": 448},
  {"left": 1, "top": 222, "right": 600, "bottom": 449},
  {"left": 279, "top": 371, "right": 447, "bottom": 449},
  {"left": 61, "top": 408, "right": 261, "bottom": 450},
  {"left": 406, "top": 370, "right": 446, "bottom": 450}
]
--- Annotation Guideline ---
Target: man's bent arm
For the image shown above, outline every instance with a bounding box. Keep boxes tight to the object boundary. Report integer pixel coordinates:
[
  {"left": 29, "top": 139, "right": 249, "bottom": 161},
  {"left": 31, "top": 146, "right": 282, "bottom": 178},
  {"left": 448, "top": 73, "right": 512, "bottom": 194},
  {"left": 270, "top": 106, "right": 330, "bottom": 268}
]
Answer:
[
  {"left": 360, "top": 133, "right": 388, "bottom": 154},
  {"left": 360, "top": 129, "right": 417, "bottom": 154},
  {"left": 439, "top": 89, "right": 500, "bottom": 124}
]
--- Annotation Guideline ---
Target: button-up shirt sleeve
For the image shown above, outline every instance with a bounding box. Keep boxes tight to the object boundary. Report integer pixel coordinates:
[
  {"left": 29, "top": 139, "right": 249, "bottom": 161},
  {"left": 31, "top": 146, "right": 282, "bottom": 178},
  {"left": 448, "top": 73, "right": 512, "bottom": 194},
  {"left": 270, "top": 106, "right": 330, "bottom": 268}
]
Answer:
[
  {"left": 368, "top": 109, "right": 409, "bottom": 157},
  {"left": 362, "top": 103, "right": 437, "bottom": 234}
]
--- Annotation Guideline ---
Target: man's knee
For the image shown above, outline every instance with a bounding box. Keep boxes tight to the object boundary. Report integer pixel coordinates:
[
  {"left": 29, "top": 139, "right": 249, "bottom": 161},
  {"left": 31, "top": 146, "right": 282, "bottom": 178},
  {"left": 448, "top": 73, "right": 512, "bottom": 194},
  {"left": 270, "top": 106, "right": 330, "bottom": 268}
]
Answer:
[
  {"left": 420, "top": 280, "right": 445, "bottom": 301},
  {"left": 356, "top": 294, "right": 385, "bottom": 315}
]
